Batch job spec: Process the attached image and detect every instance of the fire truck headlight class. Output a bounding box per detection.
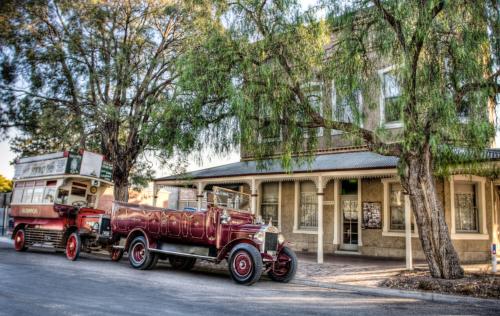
[93,222,99,231]
[278,234,285,244]
[254,231,265,243]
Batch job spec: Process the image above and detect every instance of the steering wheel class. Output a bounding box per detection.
[72,200,88,208]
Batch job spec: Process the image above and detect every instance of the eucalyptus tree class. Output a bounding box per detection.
[0,0,210,200]
[179,0,499,278]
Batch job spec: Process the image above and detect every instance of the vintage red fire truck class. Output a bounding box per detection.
[10,151,297,285]
[9,151,118,260]
[111,187,297,285]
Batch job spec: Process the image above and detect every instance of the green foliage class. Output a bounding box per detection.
[180,0,498,174]
[324,0,497,174]
[177,0,341,168]
[0,1,218,193]
[0,174,12,193]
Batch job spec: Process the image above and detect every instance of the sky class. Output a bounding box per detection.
[0,0,320,180]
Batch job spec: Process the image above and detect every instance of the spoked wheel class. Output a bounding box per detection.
[168,256,196,271]
[14,229,27,252]
[65,232,81,261]
[267,246,297,283]
[110,248,124,262]
[128,236,153,270]
[228,244,263,285]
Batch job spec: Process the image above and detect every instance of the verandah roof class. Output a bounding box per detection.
[156,151,399,181]
[156,149,500,182]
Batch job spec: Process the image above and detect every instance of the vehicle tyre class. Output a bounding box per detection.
[110,248,124,262]
[228,243,263,285]
[14,229,27,252]
[146,253,159,270]
[267,246,297,283]
[65,232,81,261]
[128,236,153,270]
[169,256,196,271]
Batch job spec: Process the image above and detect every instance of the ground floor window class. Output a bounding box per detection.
[389,183,405,231]
[382,179,416,236]
[261,182,279,226]
[454,182,479,233]
[179,188,197,210]
[299,181,317,229]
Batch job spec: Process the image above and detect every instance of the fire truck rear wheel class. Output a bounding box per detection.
[169,256,196,270]
[14,229,27,252]
[65,232,81,261]
[228,244,263,285]
[128,236,154,270]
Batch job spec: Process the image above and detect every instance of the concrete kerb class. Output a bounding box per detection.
[292,278,500,307]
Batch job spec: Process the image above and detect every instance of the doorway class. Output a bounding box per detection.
[340,180,359,251]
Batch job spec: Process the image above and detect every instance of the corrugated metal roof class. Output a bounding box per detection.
[156,151,399,181]
[156,148,500,182]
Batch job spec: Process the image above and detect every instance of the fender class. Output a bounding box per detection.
[124,228,156,251]
[11,223,26,239]
[62,226,78,245]
[277,241,292,253]
[217,238,261,261]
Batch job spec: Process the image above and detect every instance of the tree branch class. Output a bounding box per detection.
[454,69,500,105]
[371,0,407,51]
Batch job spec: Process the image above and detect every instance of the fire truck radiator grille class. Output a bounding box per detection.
[25,228,64,247]
[264,232,278,252]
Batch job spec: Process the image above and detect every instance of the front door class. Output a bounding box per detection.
[341,195,358,251]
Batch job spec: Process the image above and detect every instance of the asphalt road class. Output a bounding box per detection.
[0,240,499,316]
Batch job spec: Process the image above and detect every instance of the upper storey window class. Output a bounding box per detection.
[303,82,324,137]
[379,66,403,128]
[331,82,363,134]
[257,108,282,143]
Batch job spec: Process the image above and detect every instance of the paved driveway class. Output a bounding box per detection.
[0,241,498,316]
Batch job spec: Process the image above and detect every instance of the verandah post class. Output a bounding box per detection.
[405,194,413,270]
[317,176,324,264]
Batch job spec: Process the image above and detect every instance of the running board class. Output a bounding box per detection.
[149,248,217,262]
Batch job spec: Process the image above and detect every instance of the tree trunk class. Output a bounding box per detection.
[401,148,464,279]
[113,180,129,202]
[112,158,131,202]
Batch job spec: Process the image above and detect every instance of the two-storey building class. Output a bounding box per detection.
[153,66,500,267]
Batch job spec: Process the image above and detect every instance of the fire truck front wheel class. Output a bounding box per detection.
[65,232,81,261]
[128,236,154,270]
[228,244,263,285]
[14,229,27,252]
